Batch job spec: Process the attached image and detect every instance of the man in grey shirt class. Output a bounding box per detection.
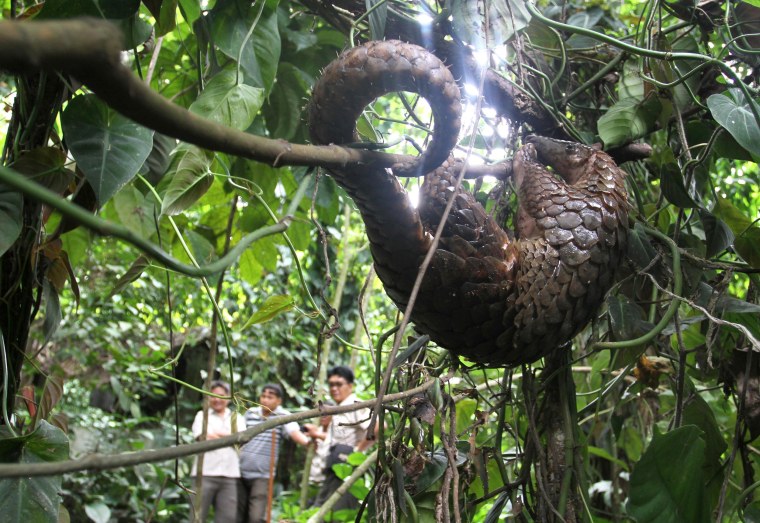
[239,383,310,523]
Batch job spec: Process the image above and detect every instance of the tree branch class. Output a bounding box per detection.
[0,379,434,478]
[0,18,508,179]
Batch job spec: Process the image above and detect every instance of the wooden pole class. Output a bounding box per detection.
[266,428,277,523]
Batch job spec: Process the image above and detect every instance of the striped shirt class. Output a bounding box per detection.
[239,406,300,479]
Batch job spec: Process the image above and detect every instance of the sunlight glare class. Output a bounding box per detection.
[417,12,434,25]
[473,49,489,68]
[409,185,420,208]
[417,12,434,47]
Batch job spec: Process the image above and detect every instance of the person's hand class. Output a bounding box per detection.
[303,423,321,439]
[207,430,230,440]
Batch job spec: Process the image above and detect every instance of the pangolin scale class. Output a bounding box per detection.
[308,40,629,366]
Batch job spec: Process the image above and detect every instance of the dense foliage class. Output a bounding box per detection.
[1,0,759,522]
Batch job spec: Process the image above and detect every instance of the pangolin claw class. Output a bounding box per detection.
[309,41,630,366]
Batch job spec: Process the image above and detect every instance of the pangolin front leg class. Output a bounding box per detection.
[309,40,630,366]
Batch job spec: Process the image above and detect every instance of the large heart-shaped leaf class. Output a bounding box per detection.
[627,425,711,523]
[707,88,760,157]
[61,94,154,205]
[10,147,73,194]
[598,96,662,147]
[161,145,214,216]
[238,248,263,285]
[0,421,69,522]
[113,185,158,238]
[208,0,281,92]
[189,70,264,131]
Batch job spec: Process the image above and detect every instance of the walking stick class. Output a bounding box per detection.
[266,428,276,523]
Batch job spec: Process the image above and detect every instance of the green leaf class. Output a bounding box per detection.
[707,89,760,157]
[61,94,154,205]
[660,164,698,208]
[693,282,760,314]
[10,147,73,194]
[566,7,604,29]
[484,492,511,523]
[189,70,264,131]
[617,60,645,100]
[587,445,629,471]
[331,463,353,480]
[42,281,62,345]
[627,425,711,523]
[287,221,311,251]
[161,146,214,216]
[113,186,158,239]
[450,0,531,48]
[348,480,369,500]
[712,197,753,232]
[0,421,69,522]
[699,210,734,258]
[254,236,279,272]
[681,395,727,472]
[412,451,448,494]
[366,0,388,40]
[37,0,140,19]
[84,502,111,523]
[185,228,218,265]
[0,184,22,257]
[607,294,653,340]
[710,198,760,267]
[178,0,201,23]
[114,15,153,49]
[346,452,366,466]
[108,255,150,297]
[598,96,662,147]
[627,222,658,269]
[140,133,176,186]
[208,0,281,92]
[735,228,760,269]
[238,249,263,285]
[242,294,294,328]
[34,373,64,426]
[264,63,311,140]
[156,0,178,36]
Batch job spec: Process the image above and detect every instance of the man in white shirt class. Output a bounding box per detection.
[191,380,240,523]
[305,366,375,512]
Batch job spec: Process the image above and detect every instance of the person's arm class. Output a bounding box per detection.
[191,411,204,441]
[354,410,380,451]
[289,426,311,446]
[354,422,379,452]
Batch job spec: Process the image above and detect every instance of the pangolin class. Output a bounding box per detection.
[308,40,629,366]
